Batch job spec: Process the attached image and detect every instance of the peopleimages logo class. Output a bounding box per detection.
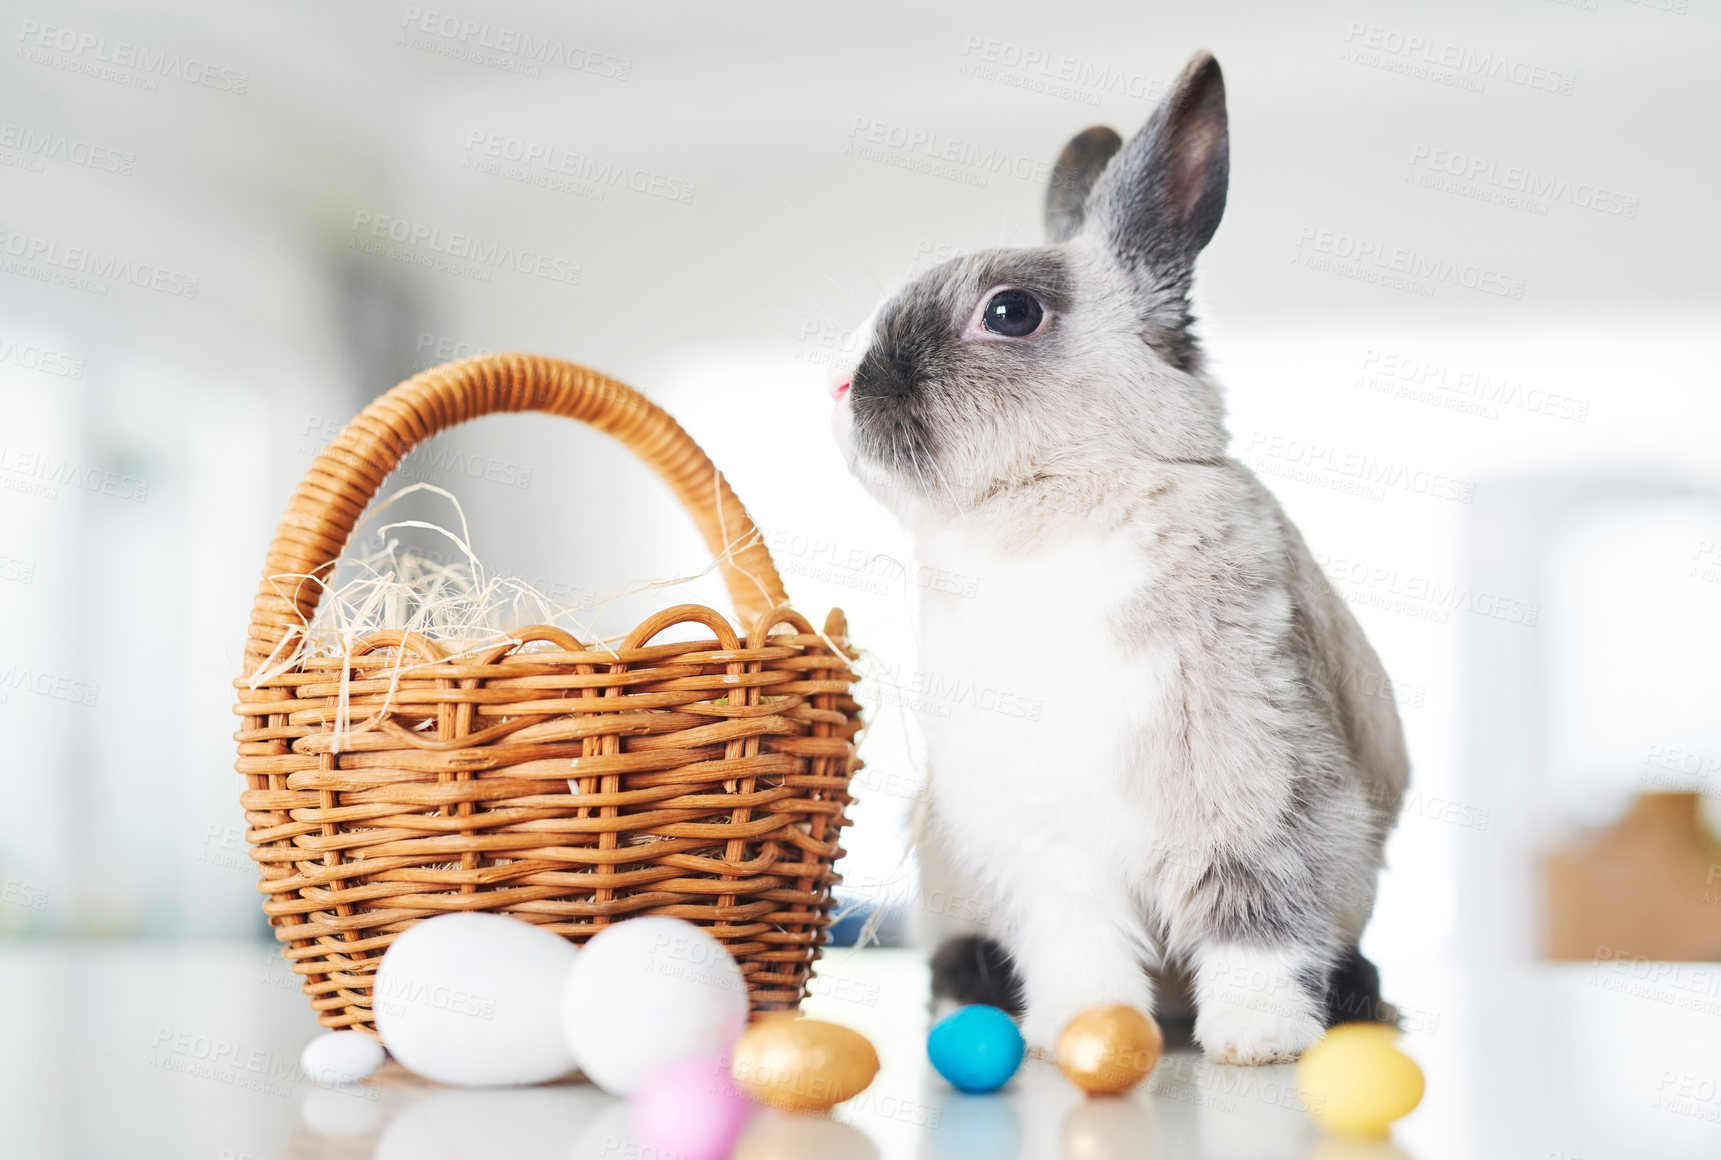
[347,211,581,286]
[1340,23,1576,96]
[1312,548,1539,627]
[1,877,49,910]
[0,224,200,299]
[865,662,1045,722]
[461,131,696,205]
[0,333,84,380]
[298,412,534,489]
[0,553,37,585]
[1243,432,1477,505]
[372,970,497,1021]
[955,34,1167,108]
[845,117,1054,187]
[0,443,150,503]
[15,20,250,94]
[0,663,100,707]
[0,121,136,176]
[1293,226,1526,300]
[1356,349,1590,424]
[1406,145,1639,219]
[398,7,632,80]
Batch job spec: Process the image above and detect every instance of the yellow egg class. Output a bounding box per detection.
[730,1016,880,1113]
[1296,1023,1425,1137]
[1054,1005,1164,1095]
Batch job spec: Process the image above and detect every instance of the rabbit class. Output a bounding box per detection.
[827,50,1410,1065]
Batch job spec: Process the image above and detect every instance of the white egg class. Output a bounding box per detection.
[375,912,579,1086]
[561,916,749,1095]
[300,1029,384,1086]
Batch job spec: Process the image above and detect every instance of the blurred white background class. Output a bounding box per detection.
[1,0,1717,994]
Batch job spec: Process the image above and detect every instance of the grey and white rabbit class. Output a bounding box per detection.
[829,51,1409,1064]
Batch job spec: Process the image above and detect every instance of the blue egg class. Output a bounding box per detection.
[927,1005,1025,1094]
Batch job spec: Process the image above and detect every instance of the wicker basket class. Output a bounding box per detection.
[232,354,863,1036]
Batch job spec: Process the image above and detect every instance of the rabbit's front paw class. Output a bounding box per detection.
[1194,1001,1322,1065]
[1193,942,1325,1064]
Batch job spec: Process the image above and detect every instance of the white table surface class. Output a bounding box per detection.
[2,942,1716,1159]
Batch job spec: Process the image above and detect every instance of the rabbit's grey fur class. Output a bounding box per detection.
[829,52,1409,1064]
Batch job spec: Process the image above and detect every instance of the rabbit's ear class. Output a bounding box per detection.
[1084,51,1228,286]
[1044,126,1123,243]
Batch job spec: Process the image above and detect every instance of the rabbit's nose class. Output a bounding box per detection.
[829,376,851,401]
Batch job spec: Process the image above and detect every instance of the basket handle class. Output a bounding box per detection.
[242,353,788,670]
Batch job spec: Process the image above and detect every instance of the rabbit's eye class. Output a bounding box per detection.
[981,289,1044,337]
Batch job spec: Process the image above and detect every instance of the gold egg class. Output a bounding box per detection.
[730,1016,880,1113]
[1296,1023,1425,1137]
[1054,1005,1164,1095]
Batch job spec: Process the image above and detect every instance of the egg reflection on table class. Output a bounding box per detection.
[373,912,580,1087]
[376,1085,613,1160]
[732,1109,881,1160]
[1309,1138,1418,1160]
[300,1083,383,1138]
[925,1089,1024,1160]
[569,1094,648,1160]
[1060,1093,1159,1159]
[630,1055,750,1160]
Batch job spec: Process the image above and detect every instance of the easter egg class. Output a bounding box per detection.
[1054,1005,1163,1095]
[374,912,578,1086]
[1296,1023,1424,1136]
[300,1030,384,1087]
[631,1056,751,1160]
[927,1005,1025,1093]
[562,916,749,1096]
[729,1016,880,1112]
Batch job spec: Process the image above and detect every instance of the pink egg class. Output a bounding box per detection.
[630,1056,751,1160]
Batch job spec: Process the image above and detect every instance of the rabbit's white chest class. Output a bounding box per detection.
[914,527,1169,869]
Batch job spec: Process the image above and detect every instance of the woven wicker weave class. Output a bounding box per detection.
[232,354,863,1036]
